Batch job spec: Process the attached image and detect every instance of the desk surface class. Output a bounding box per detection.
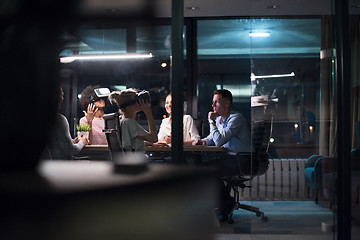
[84,145,223,152]
[146,145,223,152]
[84,144,109,151]
[35,160,214,193]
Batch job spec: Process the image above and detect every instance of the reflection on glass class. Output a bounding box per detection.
[61,28,127,55]
[136,25,187,58]
[197,17,339,239]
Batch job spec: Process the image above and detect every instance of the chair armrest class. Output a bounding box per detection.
[306,155,323,168]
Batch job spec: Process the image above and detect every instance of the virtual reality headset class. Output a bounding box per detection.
[118,90,151,108]
[137,90,151,102]
[90,88,111,103]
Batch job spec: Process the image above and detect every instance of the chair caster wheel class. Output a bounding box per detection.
[261,216,268,222]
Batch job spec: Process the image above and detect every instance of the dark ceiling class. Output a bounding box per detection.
[62,0,359,59]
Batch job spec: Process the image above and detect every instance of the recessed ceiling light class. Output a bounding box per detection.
[60,53,153,63]
[249,32,270,37]
[250,72,295,81]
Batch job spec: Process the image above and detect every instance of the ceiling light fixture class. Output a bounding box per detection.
[60,53,153,63]
[249,32,270,37]
[250,72,295,81]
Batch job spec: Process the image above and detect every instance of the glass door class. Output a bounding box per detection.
[247,13,337,240]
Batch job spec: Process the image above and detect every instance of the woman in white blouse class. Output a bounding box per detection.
[157,94,200,145]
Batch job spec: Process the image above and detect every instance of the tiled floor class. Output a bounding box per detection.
[213,201,360,240]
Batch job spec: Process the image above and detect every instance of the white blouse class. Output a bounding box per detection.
[158,115,200,141]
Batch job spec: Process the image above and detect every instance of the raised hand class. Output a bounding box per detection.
[83,103,98,123]
[137,99,152,115]
[208,111,218,121]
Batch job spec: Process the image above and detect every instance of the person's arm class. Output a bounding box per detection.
[79,117,92,145]
[138,99,158,143]
[183,115,200,145]
[81,103,98,145]
[183,139,194,145]
[208,114,242,147]
[57,114,88,157]
[157,118,169,143]
[192,128,215,146]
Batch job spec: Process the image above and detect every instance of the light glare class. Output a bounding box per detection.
[60,53,153,63]
[249,32,270,37]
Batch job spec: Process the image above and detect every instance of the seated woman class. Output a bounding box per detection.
[157,94,200,145]
[108,88,158,152]
[48,87,89,159]
[79,85,107,145]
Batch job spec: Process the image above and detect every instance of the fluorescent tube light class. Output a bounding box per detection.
[250,72,295,81]
[249,32,270,37]
[60,53,153,63]
[216,85,252,97]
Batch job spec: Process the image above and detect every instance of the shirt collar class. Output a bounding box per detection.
[219,111,232,125]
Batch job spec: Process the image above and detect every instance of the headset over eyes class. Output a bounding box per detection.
[90,88,111,103]
[118,90,151,108]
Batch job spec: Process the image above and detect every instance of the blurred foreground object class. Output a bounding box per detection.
[1,160,217,240]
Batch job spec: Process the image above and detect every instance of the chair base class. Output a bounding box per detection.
[225,182,269,223]
[235,202,268,222]
[222,201,269,224]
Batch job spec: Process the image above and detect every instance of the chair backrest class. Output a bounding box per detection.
[251,120,268,154]
[238,120,270,177]
[193,119,204,138]
[253,120,271,176]
[103,112,124,160]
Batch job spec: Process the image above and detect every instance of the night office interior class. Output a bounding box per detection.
[1,0,359,240]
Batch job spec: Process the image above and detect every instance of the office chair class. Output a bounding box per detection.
[103,112,125,161]
[223,120,270,223]
[103,112,165,164]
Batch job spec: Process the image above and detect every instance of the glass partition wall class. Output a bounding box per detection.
[60,22,177,134]
[196,16,339,239]
[57,0,359,239]
[248,16,335,238]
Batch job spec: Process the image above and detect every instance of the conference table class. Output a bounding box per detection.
[82,144,224,163]
[84,145,223,152]
[145,145,223,152]
[146,145,224,164]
